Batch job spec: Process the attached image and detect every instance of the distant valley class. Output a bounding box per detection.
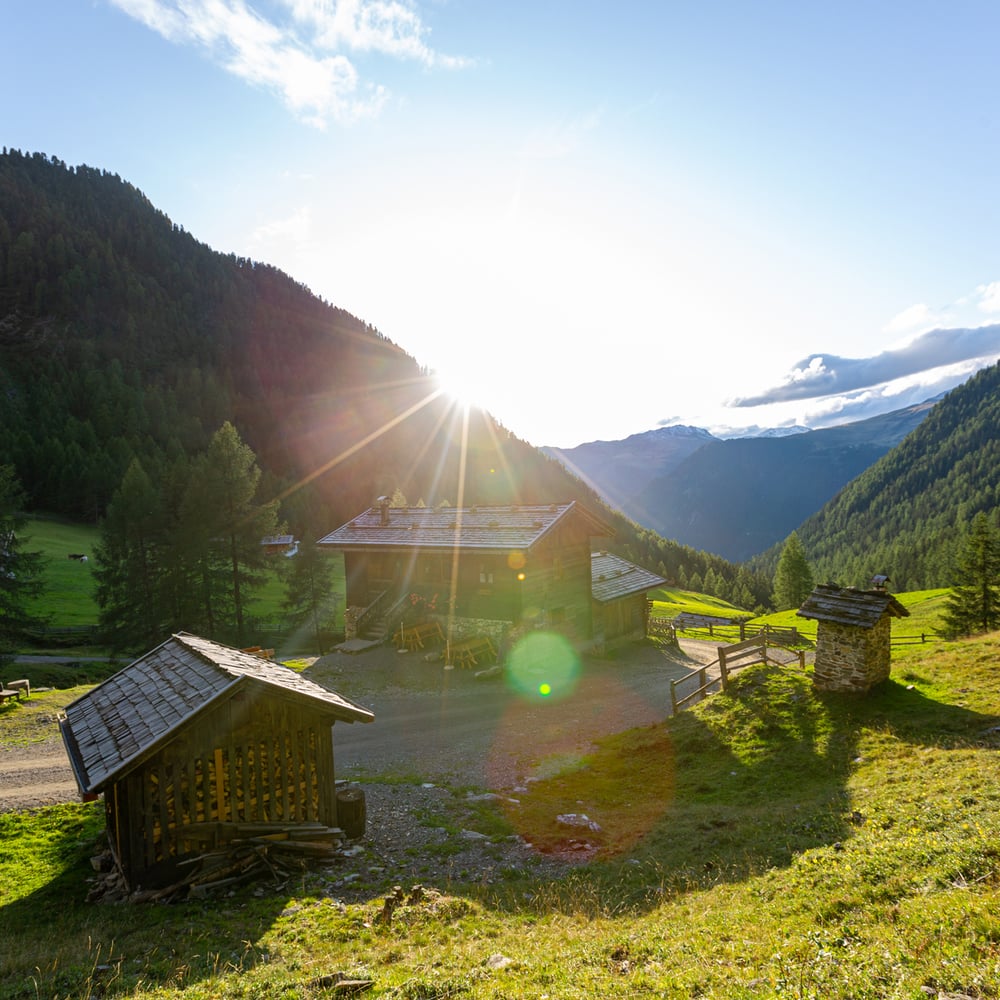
[544,401,937,562]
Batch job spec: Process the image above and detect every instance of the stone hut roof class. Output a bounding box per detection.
[796,584,910,628]
[590,551,667,603]
[59,633,373,795]
[317,500,614,554]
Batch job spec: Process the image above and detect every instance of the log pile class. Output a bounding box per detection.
[88,822,347,903]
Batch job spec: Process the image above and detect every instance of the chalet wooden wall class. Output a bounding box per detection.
[106,684,338,889]
[342,530,595,639]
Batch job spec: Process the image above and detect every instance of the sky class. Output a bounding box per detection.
[5,1,1000,448]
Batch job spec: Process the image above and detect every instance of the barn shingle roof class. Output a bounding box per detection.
[59,633,372,795]
[317,501,614,553]
[796,584,910,628]
[591,551,667,603]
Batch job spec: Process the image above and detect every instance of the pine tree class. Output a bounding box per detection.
[772,531,814,610]
[941,511,1000,638]
[196,422,281,645]
[94,459,166,652]
[282,541,338,655]
[0,465,45,660]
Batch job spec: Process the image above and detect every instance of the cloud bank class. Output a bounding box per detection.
[731,324,1000,407]
[109,0,468,126]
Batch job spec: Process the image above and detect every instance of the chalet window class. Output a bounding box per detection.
[422,557,447,583]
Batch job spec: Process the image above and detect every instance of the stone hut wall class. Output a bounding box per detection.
[813,616,892,693]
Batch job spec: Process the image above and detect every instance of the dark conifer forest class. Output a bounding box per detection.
[0,150,766,605]
[749,360,1000,591]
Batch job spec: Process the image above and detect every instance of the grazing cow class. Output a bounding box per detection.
[68,553,86,560]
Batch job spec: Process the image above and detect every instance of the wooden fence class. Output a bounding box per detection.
[669,635,806,714]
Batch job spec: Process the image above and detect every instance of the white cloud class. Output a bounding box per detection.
[108,0,465,125]
[883,302,936,334]
[248,206,313,249]
[977,280,1000,313]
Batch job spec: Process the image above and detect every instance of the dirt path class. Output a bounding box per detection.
[0,638,717,812]
[0,737,78,812]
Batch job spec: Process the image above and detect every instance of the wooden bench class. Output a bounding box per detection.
[445,635,497,670]
[0,687,20,705]
[395,620,444,652]
[7,679,30,699]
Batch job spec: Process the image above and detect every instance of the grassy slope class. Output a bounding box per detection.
[19,517,343,651]
[1,631,997,999]
[20,517,101,625]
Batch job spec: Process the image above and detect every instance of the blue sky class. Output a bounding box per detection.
[6,1,1000,447]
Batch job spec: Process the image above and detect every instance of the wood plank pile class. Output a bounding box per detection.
[87,822,347,903]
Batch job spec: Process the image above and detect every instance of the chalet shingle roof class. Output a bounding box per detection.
[317,501,614,553]
[591,551,667,603]
[59,633,372,795]
[796,584,910,628]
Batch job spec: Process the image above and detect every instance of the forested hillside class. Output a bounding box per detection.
[749,361,1000,590]
[0,150,772,607]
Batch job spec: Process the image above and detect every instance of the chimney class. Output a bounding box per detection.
[376,496,391,526]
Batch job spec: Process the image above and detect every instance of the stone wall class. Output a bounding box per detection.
[812,616,892,693]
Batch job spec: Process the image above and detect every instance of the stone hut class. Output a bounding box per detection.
[797,584,910,693]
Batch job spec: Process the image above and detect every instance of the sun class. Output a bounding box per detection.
[432,361,505,417]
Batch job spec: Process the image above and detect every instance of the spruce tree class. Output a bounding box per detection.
[941,511,1000,637]
[282,541,338,655]
[94,459,166,652]
[772,531,814,610]
[0,465,45,660]
[196,422,281,645]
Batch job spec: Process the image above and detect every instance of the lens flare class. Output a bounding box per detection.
[505,631,580,702]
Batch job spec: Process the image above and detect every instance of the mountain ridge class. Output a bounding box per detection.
[546,400,936,562]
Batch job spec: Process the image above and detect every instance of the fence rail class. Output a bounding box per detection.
[669,635,805,714]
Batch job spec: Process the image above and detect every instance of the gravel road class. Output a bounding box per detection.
[0,638,719,891]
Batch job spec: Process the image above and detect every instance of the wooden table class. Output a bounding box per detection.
[395,620,444,652]
[445,635,497,669]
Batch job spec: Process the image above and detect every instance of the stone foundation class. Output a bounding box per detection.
[812,618,891,693]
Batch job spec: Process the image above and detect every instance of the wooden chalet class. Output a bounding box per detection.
[797,584,910,693]
[59,633,373,892]
[590,551,667,652]
[318,498,615,647]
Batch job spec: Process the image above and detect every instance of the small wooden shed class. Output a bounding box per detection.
[590,551,667,653]
[59,633,373,891]
[797,584,910,693]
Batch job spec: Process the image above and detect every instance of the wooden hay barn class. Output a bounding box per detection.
[318,499,615,647]
[797,584,910,693]
[590,550,667,653]
[59,633,373,892]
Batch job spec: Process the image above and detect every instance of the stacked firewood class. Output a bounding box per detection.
[88,823,347,903]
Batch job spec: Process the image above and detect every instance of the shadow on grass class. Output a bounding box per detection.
[483,662,1000,917]
[0,805,296,1000]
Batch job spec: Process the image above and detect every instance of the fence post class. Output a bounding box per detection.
[798,649,805,669]
[670,679,678,715]
[718,648,729,691]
